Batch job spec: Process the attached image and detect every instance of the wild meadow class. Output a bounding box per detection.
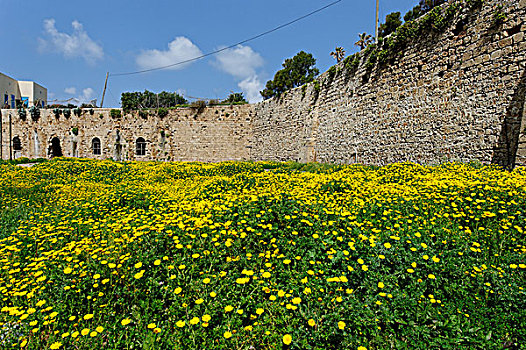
[0,159,525,349]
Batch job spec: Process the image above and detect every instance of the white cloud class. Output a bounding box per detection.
[238,76,264,103]
[64,87,76,94]
[213,45,265,103]
[39,19,104,63]
[136,37,203,71]
[214,45,264,80]
[79,88,94,101]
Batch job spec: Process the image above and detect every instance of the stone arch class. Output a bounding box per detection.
[49,137,63,158]
[136,137,146,156]
[92,137,101,155]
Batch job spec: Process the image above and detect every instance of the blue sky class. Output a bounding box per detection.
[1,0,417,106]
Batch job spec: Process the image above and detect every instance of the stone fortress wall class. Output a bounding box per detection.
[1,0,525,167]
[252,0,526,168]
[0,105,254,162]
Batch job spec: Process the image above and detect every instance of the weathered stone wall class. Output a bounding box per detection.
[0,105,254,162]
[252,0,526,168]
[1,0,525,167]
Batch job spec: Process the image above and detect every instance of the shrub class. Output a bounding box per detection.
[29,106,40,121]
[223,93,247,104]
[110,109,122,118]
[190,100,207,114]
[18,108,26,120]
[157,107,168,119]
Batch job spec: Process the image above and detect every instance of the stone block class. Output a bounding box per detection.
[513,32,525,43]
[491,50,502,60]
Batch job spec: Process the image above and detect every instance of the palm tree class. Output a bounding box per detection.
[355,33,373,50]
[330,47,346,63]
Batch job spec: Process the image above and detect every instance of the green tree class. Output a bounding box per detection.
[378,12,402,38]
[404,5,422,22]
[419,0,446,13]
[261,51,319,100]
[354,33,373,50]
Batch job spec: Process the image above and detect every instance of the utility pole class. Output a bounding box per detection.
[101,72,109,108]
[375,0,380,43]
[8,113,12,161]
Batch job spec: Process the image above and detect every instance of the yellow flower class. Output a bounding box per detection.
[50,342,62,349]
[428,274,436,279]
[308,319,316,327]
[71,331,79,338]
[292,297,302,305]
[81,328,90,336]
[153,327,161,333]
[256,308,264,315]
[203,278,211,284]
[134,262,143,269]
[154,259,161,266]
[134,270,145,279]
[432,256,440,262]
[283,334,292,345]
[190,317,200,325]
[195,298,204,305]
[121,318,131,326]
[83,314,94,320]
[202,314,211,322]
[262,272,271,278]
[338,321,346,330]
[20,340,28,347]
[210,291,217,297]
[174,287,182,294]
[225,305,234,312]
[89,331,98,337]
[378,282,384,289]
[224,331,232,339]
[147,323,156,329]
[63,267,72,274]
[358,347,368,350]
[383,243,391,249]
[176,320,185,328]
[96,326,104,332]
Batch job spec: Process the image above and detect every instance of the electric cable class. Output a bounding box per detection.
[110,0,342,76]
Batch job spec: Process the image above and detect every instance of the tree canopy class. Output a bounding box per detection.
[260,51,319,100]
[379,12,403,38]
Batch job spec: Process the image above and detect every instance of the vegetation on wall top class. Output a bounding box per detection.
[121,90,188,113]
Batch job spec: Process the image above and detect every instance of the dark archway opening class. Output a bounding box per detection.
[13,136,22,151]
[92,137,101,155]
[136,137,146,156]
[49,137,63,158]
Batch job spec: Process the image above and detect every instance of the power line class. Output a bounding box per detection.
[110,0,342,77]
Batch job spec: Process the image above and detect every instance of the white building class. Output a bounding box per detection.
[1,72,47,108]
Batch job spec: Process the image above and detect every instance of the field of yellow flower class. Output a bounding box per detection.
[0,159,525,349]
